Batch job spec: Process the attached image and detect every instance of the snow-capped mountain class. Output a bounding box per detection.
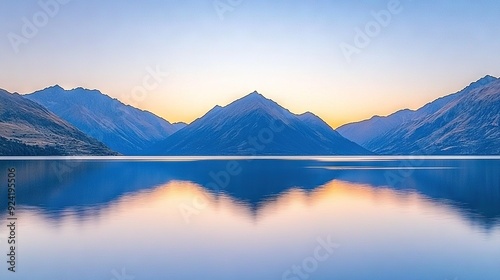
[148,91,369,155]
[338,75,499,154]
[26,86,185,155]
[0,88,116,156]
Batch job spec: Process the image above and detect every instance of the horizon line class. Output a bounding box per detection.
[6,73,499,128]
[2,155,500,161]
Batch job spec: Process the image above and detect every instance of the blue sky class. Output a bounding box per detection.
[1,0,499,127]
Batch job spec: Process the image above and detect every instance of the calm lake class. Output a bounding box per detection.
[1,157,499,280]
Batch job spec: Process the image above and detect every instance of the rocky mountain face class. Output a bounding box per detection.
[0,88,116,156]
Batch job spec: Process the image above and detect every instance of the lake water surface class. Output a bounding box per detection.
[1,157,499,280]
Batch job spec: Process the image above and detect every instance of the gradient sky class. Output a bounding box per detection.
[1,0,499,127]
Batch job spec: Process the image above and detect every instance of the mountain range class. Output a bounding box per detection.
[0,88,116,156]
[337,75,500,155]
[0,75,498,156]
[25,85,185,155]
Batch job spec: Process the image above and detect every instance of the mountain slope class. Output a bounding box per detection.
[337,75,498,148]
[336,109,414,147]
[375,79,500,154]
[26,86,184,155]
[148,91,369,155]
[0,88,116,156]
[338,75,499,155]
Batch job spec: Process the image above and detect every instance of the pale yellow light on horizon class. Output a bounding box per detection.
[136,85,445,129]
[10,71,488,130]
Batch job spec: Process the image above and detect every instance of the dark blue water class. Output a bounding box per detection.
[0,157,499,279]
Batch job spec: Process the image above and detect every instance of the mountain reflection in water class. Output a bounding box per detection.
[0,158,499,280]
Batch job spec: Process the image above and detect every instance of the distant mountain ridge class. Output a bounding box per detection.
[338,75,500,154]
[148,91,369,155]
[26,85,185,155]
[2,75,498,156]
[0,88,116,156]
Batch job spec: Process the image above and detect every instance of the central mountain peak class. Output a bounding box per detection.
[222,91,294,122]
[148,91,369,155]
[236,90,269,104]
[249,90,261,96]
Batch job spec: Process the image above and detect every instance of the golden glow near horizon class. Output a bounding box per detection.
[9,73,495,128]
[2,1,499,127]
